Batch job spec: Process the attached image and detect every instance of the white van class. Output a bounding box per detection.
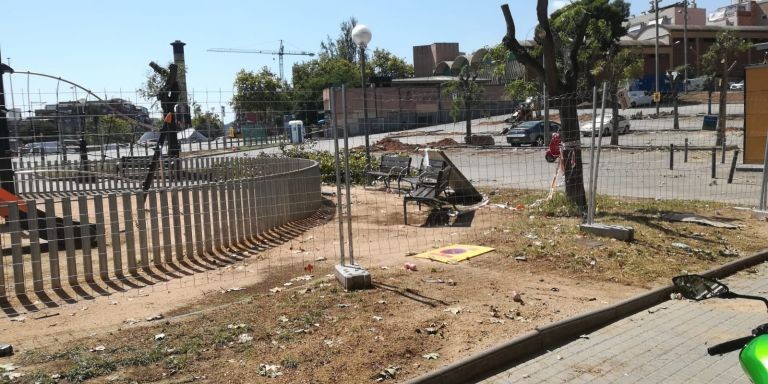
[627,91,652,107]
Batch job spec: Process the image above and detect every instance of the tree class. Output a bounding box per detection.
[320,17,359,64]
[291,56,358,124]
[232,67,290,128]
[702,30,750,146]
[191,102,222,139]
[591,48,643,145]
[442,63,484,143]
[369,49,414,78]
[501,0,630,212]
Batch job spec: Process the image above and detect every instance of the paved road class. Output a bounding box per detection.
[478,264,768,384]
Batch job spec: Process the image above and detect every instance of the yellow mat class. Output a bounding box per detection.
[413,244,495,264]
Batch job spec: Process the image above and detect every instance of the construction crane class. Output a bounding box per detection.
[208,40,315,80]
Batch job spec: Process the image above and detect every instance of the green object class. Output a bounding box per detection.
[741,334,768,383]
[702,115,718,131]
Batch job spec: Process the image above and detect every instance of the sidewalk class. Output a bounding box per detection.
[478,264,768,383]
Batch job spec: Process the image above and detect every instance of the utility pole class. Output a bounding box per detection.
[654,0,660,115]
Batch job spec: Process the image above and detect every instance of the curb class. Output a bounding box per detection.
[404,248,768,384]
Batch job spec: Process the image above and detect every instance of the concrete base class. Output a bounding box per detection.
[335,264,372,291]
[751,210,768,221]
[735,164,763,172]
[579,223,635,242]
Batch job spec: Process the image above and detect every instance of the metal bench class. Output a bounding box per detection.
[403,166,455,225]
[364,154,412,194]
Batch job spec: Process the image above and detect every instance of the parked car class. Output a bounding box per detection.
[580,114,630,136]
[627,90,653,107]
[506,120,561,147]
[730,81,744,91]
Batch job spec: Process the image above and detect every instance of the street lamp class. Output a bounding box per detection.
[652,0,660,115]
[351,23,372,164]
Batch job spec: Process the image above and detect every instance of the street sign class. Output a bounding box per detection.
[652,92,661,103]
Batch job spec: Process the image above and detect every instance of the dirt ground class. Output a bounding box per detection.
[3,187,768,383]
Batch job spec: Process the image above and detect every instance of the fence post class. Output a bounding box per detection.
[670,144,675,171]
[684,138,689,163]
[711,148,717,179]
[728,149,740,184]
[78,195,94,282]
[722,137,727,164]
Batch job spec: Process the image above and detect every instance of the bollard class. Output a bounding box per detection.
[684,138,688,163]
[722,138,727,164]
[728,149,740,184]
[670,144,675,170]
[711,147,717,179]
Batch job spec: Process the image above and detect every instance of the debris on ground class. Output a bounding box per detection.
[511,290,524,304]
[422,352,440,360]
[514,256,527,262]
[662,212,741,229]
[418,322,447,336]
[0,344,13,357]
[9,316,26,323]
[145,314,164,322]
[124,318,139,325]
[444,307,462,315]
[89,345,106,352]
[269,287,283,293]
[372,365,400,382]
[426,138,460,148]
[671,243,692,251]
[154,333,166,341]
[238,333,253,344]
[404,262,418,271]
[223,287,245,293]
[257,364,283,378]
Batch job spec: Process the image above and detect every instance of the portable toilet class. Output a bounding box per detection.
[289,120,304,144]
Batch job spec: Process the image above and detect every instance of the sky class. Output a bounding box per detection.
[2,0,726,120]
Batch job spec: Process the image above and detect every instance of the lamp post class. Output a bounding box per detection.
[0,56,15,194]
[652,0,660,115]
[683,0,689,93]
[351,23,372,165]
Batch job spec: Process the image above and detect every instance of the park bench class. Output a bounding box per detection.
[402,165,455,225]
[401,159,447,191]
[364,154,412,194]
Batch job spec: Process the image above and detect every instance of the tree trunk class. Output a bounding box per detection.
[610,90,620,146]
[558,102,587,213]
[716,74,728,146]
[673,91,680,130]
[464,102,472,144]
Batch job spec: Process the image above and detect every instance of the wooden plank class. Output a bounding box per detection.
[24,200,44,292]
[44,199,61,289]
[77,195,94,282]
[8,203,26,294]
[93,195,109,281]
[210,183,221,252]
[136,192,149,269]
[192,185,204,257]
[181,187,194,260]
[60,197,79,286]
[171,188,184,261]
[219,183,230,250]
[148,191,162,266]
[122,192,137,274]
[108,193,123,277]
[159,189,173,263]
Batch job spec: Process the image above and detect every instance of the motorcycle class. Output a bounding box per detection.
[672,274,768,383]
[545,131,560,163]
[503,97,536,131]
